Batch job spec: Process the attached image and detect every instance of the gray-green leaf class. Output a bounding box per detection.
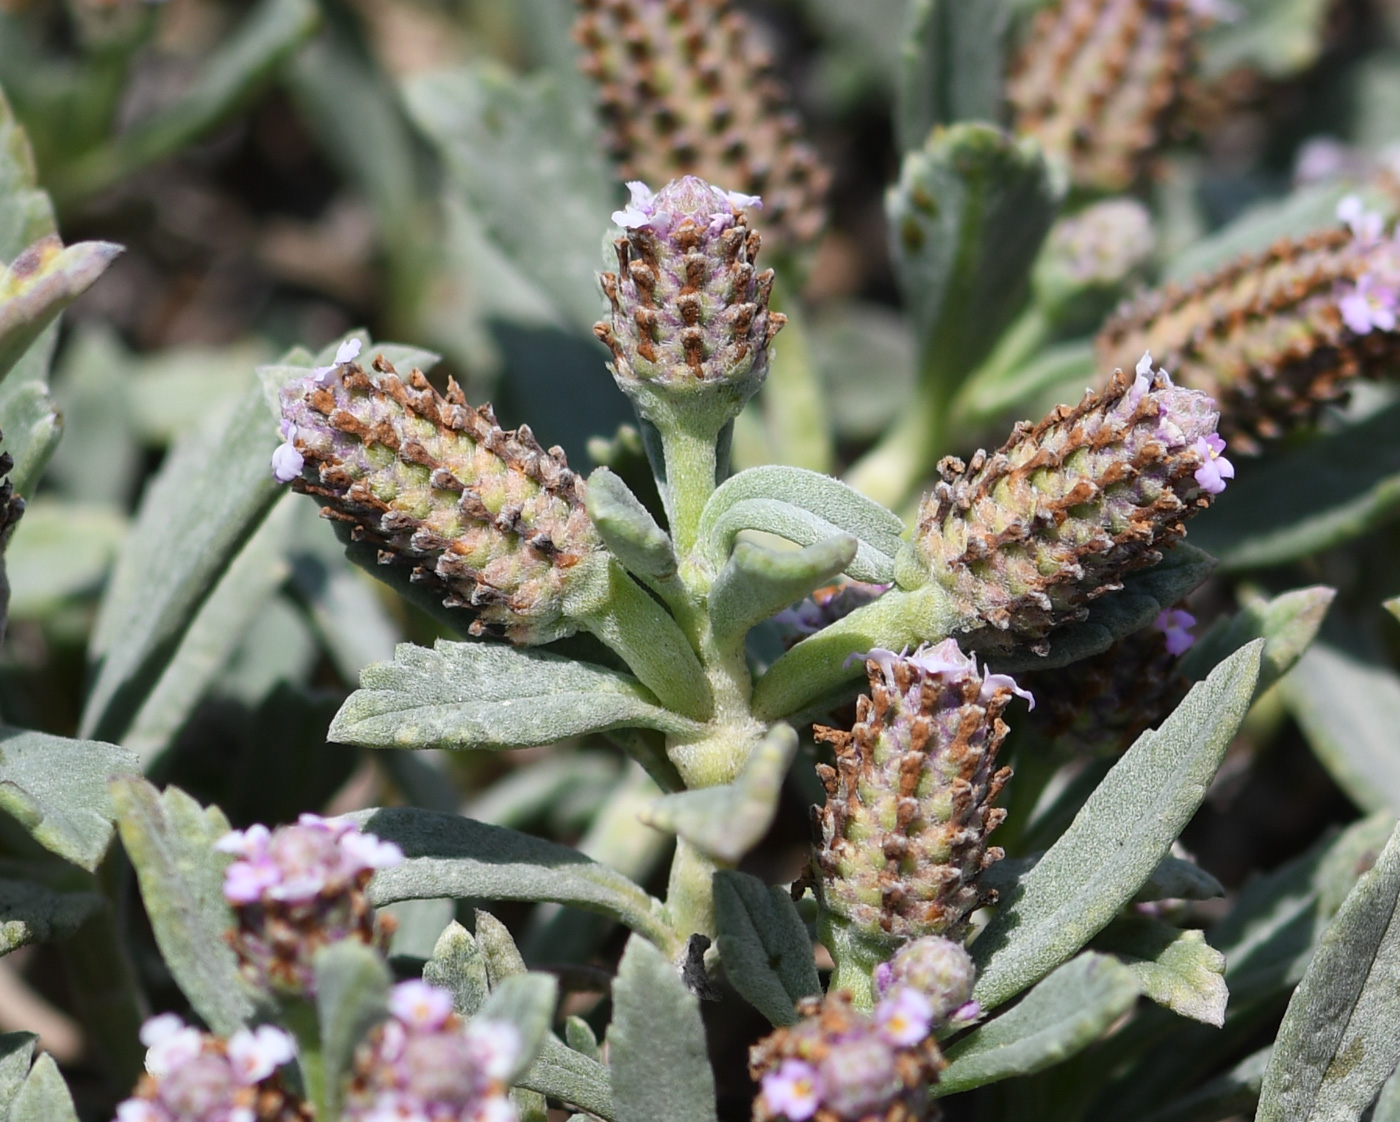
[7,1053,78,1122]
[315,941,390,1121]
[896,0,1008,152]
[479,973,558,1084]
[1093,917,1227,1026]
[0,237,121,385]
[972,641,1262,1010]
[709,536,857,650]
[0,879,103,956]
[714,870,820,1026]
[424,921,491,1017]
[586,468,677,584]
[1179,585,1334,698]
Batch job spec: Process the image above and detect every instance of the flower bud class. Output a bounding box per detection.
[596,176,785,429]
[750,990,943,1122]
[873,937,979,1026]
[216,815,402,995]
[1008,0,1210,192]
[1097,198,1400,453]
[812,641,1029,946]
[1033,199,1155,332]
[573,0,828,249]
[905,355,1229,655]
[274,351,605,645]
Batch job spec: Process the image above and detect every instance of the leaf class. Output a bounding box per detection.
[888,123,1059,391]
[0,726,137,870]
[1178,585,1334,697]
[4,500,126,618]
[951,337,1097,429]
[53,0,321,204]
[1201,0,1332,80]
[110,778,265,1034]
[7,1053,78,1122]
[896,0,1009,152]
[424,921,491,1017]
[0,330,62,497]
[352,807,676,955]
[1376,1063,1400,1122]
[0,1033,36,1115]
[0,87,54,260]
[521,1033,616,1120]
[936,953,1140,1095]
[1093,918,1227,1026]
[608,934,718,1122]
[1257,822,1400,1122]
[402,65,614,334]
[1134,857,1224,903]
[1187,400,1400,571]
[565,1017,601,1062]
[81,379,286,743]
[479,973,559,1083]
[315,941,390,1122]
[713,870,820,1026]
[1136,1047,1271,1122]
[0,879,103,955]
[586,468,677,584]
[708,536,857,649]
[0,237,121,384]
[700,465,908,573]
[641,724,797,864]
[330,639,702,752]
[971,642,1262,1011]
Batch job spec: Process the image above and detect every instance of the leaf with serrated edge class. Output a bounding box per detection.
[936,953,1139,1095]
[352,807,676,955]
[608,934,718,1122]
[1093,917,1227,1026]
[0,726,136,870]
[714,870,820,1026]
[641,724,797,864]
[1257,822,1400,1122]
[111,778,266,1034]
[331,639,702,752]
[972,642,1261,1011]
[7,1054,78,1122]
[478,973,558,1083]
[0,880,104,955]
[315,942,390,1122]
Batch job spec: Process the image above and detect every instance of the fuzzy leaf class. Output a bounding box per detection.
[1257,822,1400,1122]
[81,379,285,743]
[0,237,121,385]
[352,807,676,955]
[0,879,103,956]
[565,1018,601,1062]
[1201,0,1331,80]
[586,468,677,584]
[0,726,137,870]
[1376,1064,1400,1122]
[1093,918,1228,1026]
[608,934,718,1122]
[7,1053,78,1122]
[896,0,1009,152]
[110,778,265,1034]
[521,1032,615,1120]
[703,498,894,583]
[4,501,126,619]
[331,639,703,752]
[423,921,490,1016]
[889,123,1059,390]
[709,535,857,648]
[479,973,558,1083]
[641,724,797,864]
[0,358,61,498]
[714,870,820,1026]
[1190,401,1400,571]
[0,1033,36,1115]
[1179,585,1334,697]
[0,87,53,260]
[972,642,1262,1011]
[951,337,1097,428]
[1134,857,1224,903]
[937,953,1140,1095]
[701,465,906,565]
[316,941,390,1121]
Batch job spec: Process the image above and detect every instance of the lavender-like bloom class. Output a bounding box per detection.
[114,1017,305,1122]
[874,937,979,1026]
[750,990,944,1122]
[813,640,1027,945]
[341,980,519,1122]
[906,354,1227,655]
[774,581,891,643]
[595,175,785,428]
[217,814,402,994]
[274,350,604,645]
[1155,607,1197,655]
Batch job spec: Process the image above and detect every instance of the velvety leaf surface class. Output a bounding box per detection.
[708,536,857,648]
[0,236,121,384]
[0,1032,36,1115]
[4,500,126,619]
[1093,918,1228,1026]
[0,878,103,955]
[479,973,558,1083]
[714,870,821,1026]
[1179,585,1334,697]
[7,1053,78,1122]
[896,0,1009,152]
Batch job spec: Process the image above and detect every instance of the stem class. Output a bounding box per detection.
[656,419,722,558]
[820,914,892,1011]
[665,837,722,941]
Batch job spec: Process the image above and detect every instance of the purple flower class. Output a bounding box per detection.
[877,937,978,1023]
[311,337,363,387]
[270,418,304,484]
[874,987,935,1046]
[863,640,1035,709]
[1339,273,1399,334]
[140,1015,202,1077]
[759,1059,823,1121]
[388,979,454,1031]
[225,1025,295,1084]
[817,1031,902,1118]
[1338,195,1384,245]
[1155,608,1197,656]
[611,177,762,235]
[1192,433,1235,495]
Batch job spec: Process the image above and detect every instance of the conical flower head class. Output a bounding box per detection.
[1008,0,1211,192]
[274,349,604,645]
[596,176,785,425]
[574,0,828,249]
[813,641,1028,945]
[906,356,1230,655]
[1097,198,1400,453]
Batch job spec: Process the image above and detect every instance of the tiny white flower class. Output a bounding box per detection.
[227,1025,296,1084]
[388,980,454,1030]
[465,1019,521,1082]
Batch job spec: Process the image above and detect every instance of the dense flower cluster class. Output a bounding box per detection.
[872,938,979,1028]
[217,814,402,993]
[341,980,520,1122]
[114,1016,305,1122]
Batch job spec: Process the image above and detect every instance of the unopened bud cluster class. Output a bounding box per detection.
[217,814,403,994]
[813,642,1029,945]
[597,177,785,427]
[274,346,603,644]
[342,980,519,1122]
[1033,199,1155,332]
[906,355,1230,655]
[1097,197,1400,452]
[1007,0,1210,192]
[114,1016,305,1122]
[574,0,828,248]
